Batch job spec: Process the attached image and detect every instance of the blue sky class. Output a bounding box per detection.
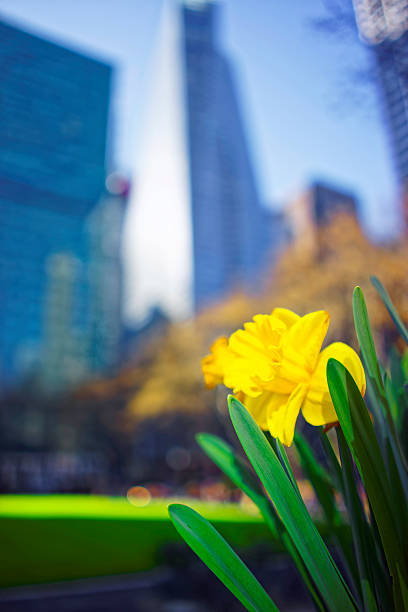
[0,0,400,236]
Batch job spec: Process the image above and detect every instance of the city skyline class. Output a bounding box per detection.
[0,0,403,326]
[0,2,399,223]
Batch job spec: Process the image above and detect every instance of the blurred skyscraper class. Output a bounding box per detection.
[288,181,358,256]
[353,0,408,185]
[85,175,129,375]
[128,0,284,322]
[0,20,125,391]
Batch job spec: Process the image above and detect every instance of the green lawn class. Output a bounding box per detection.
[0,495,274,588]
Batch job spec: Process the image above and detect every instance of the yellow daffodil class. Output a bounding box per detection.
[201,336,230,389]
[201,308,365,446]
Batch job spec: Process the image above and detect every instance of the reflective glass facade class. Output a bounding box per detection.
[353,1,408,184]
[375,31,408,183]
[182,3,274,310]
[0,20,111,387]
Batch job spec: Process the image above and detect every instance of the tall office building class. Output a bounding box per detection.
[126,0,281,322]
[85,175,129,374]
[0,20,120,389]
[40,179,129,392]
[288,181,358,255]
[353,0,408,184]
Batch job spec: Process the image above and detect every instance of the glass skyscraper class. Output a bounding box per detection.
[128,0,282,322]
[353,0,408,184]
[0,20,114,389]
[182,2,271,309]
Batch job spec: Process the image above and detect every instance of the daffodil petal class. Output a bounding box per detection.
[225,314,285,393]
[271,307,300,329]
[285,310,330,373]
[201,336,229,389]
[224,357,264,397]
[239,390,286,430]
[301,342,366,426]
[267,383,308,446]
[266,310,330,394]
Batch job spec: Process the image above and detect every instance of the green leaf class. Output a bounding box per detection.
[294,432,339,525]
[196,433,266,502]
[337,428,380,612]
[196,433,279,538]
[197,433,326,611]
[384,372,400,425]
[352,286,384,397]
[228,395,356,612]
[299,431,361,597]
[168,504,278,612]
[390,346,406,390]
[327,358,407,586]
[278,531,326,612]
[318,430,343,493]
[395,567,408,612]
[353,287,408,491]
[389,347,408,433]
[274,438,303,499]
[384,437,408,546]
[402,350,408,381]
[371,276,408,346]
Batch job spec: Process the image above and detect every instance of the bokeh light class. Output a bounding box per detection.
[126,485,152,507]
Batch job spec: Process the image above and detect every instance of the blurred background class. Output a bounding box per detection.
[1,0,408,609]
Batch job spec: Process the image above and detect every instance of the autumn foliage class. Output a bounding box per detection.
[125,213,408,421]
